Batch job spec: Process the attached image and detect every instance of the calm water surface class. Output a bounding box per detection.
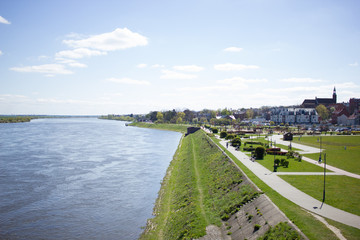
[0,118,181,240]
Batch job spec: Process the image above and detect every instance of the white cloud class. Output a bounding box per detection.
[224,47,243,52]
[214,63,259,71]
[160,70,197,79]
[54,58,87,68]
[10,64,73,75]
[56,48,106,59]
[280,78,325,83]
[137,63,147,68]
[107,77,150,85]
[151,64,165,68]
[0,16,10,24]
[0,50,3,56]
[63,28,148,51]
[349,62,358,67]
[68,62,87,68]
[218,77,268,84]
[172,65,204,72]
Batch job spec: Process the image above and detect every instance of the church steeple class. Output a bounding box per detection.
[333,86,337,103]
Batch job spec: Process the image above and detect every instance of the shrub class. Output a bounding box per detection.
[254,146,266,160]
[254,224,261,232]
[274,158,280,166]
[211,127,218,133]
[283,160,289,168]
[243,146,255,152]
[231,137,241,147]
[226,134,235,140]
[220,131,227,138]
[280,158,286,166]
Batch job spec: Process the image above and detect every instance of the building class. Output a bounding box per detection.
[270,107,319,124]
[349,98,360,115]
[301,87,337,108]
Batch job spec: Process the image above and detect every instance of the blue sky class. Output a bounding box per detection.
[0,0,359,115]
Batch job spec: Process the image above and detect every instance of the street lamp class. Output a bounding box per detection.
[320,153,327,209]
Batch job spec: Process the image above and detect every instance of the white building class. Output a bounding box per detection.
[270,108,319,124]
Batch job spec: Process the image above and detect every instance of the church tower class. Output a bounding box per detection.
[333,87,337,103]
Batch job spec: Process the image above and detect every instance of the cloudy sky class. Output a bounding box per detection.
[0,0,359,115]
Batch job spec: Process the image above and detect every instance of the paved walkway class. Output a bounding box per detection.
[218,138,360,229]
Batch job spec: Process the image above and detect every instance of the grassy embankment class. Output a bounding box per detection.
[211,136,360,240]
[0,116,34,123]
[140,129,260,239]
[128,122,189,133]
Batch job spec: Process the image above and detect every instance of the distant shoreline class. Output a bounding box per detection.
[0,115,100,123]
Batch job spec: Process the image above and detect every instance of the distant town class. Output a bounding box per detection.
[103,87,360,129]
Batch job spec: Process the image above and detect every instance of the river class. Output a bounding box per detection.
[0,118,182,240]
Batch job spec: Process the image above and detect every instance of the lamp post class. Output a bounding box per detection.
[318,136,322,163]
[320,153,327,209]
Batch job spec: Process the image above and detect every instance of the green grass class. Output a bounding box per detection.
[292,136,360,174]
[256,154,331,172]
[211,135,351,240]
[326,218,360,240]
[279,175,360,216]
[243,136,301,151]
[128,122,189,133]
[140,130,259,239]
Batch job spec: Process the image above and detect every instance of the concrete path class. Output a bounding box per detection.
[218,138,360,229]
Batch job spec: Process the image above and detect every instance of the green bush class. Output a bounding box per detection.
[257,222,301,240]
[220,131,227,138]
[274,158,280,166]
[283,160,289,168]
[254,224,261,232]
[231,137,241,147]
[254,146,266,160]
[211,127,218,133]
[225,134,235,140]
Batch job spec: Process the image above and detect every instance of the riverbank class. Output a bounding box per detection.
[128,122,189,133]
[0,116,33,123]
[136,124,303,239]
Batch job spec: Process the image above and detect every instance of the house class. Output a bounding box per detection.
[330,104,349,124]
[270,107,319,124]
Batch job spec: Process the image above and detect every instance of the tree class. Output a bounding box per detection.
[176,112,185,123]
[156,111,164,122]
[164,110,176,122]
[147,111,158,122]
[221,108,231,116]
[246,109,254,119]
[316,104,330,121]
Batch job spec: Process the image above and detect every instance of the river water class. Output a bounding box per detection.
[0,118,181,240]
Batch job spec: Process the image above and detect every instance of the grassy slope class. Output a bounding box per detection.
[128,122,189,133]
[140,130,259,239]
[292,136,360,174]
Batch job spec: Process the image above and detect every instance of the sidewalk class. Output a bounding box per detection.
[218,139,360,229]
